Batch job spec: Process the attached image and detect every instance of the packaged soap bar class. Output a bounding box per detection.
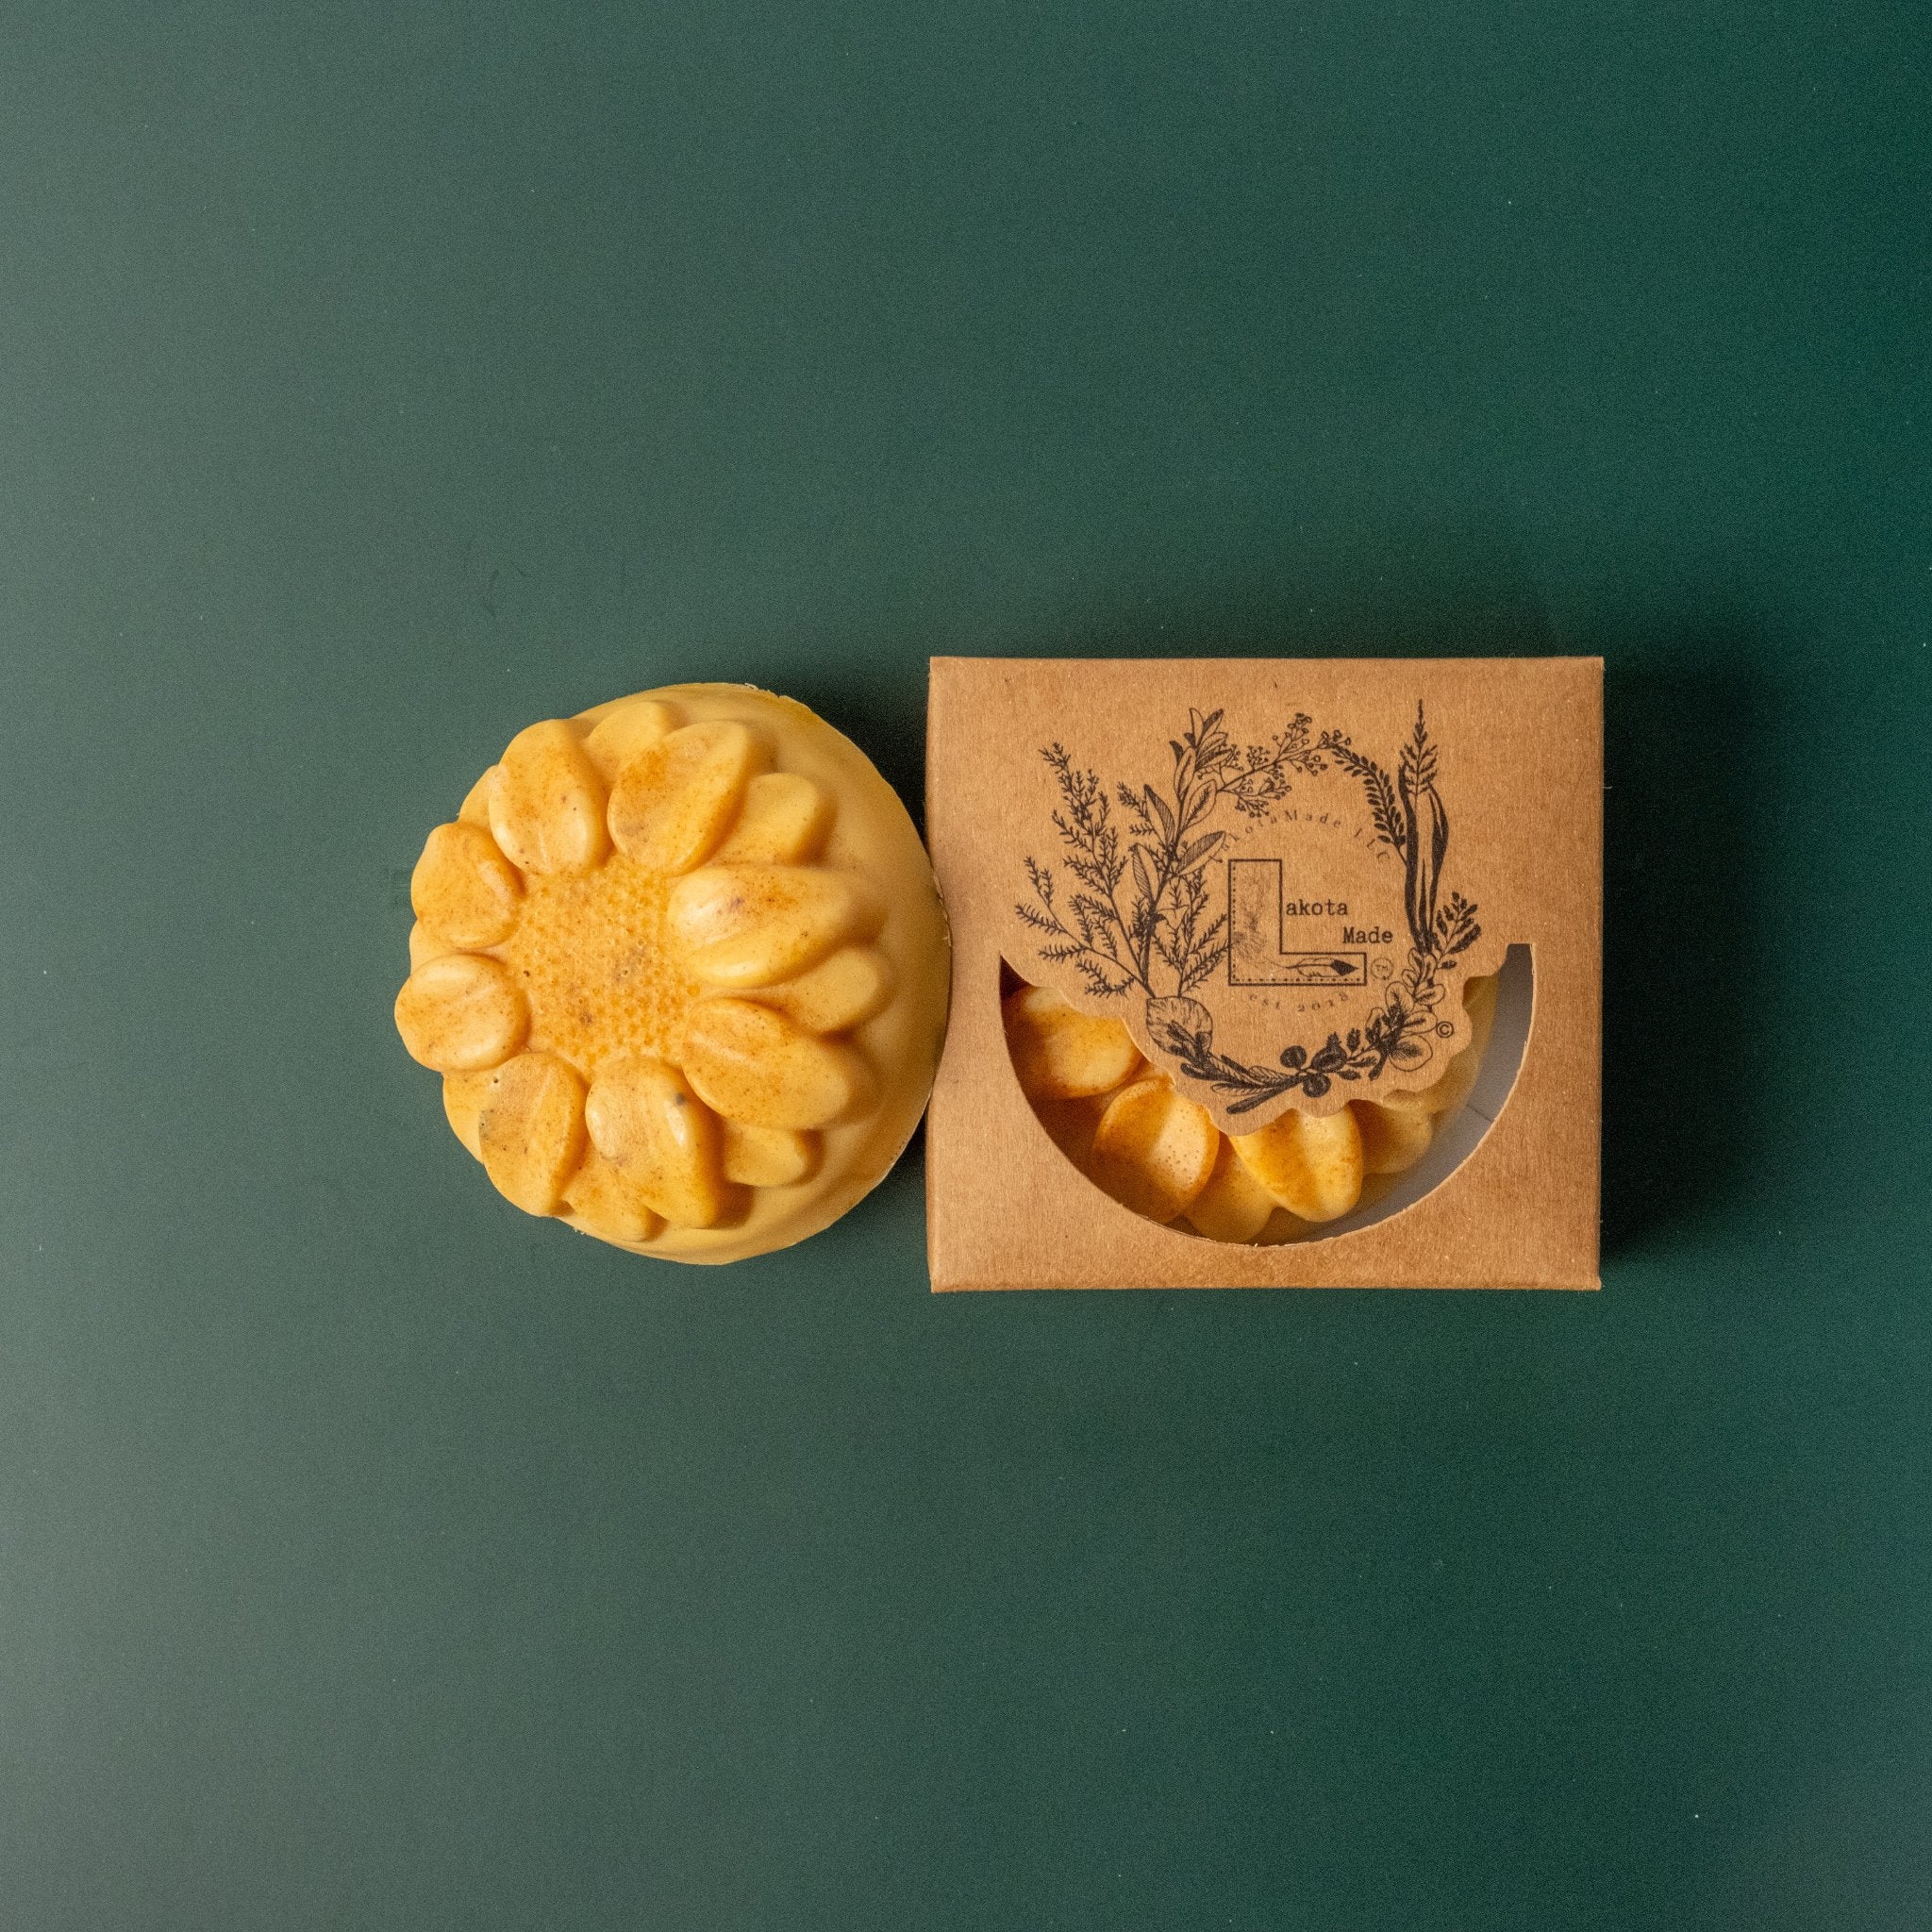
[924,658,1602,1291]
[395,685,950,1262]
[1002,968,1500,1243]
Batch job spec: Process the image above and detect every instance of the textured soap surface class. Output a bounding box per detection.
[397,685,950,1263]
[1004,974,1497,1243]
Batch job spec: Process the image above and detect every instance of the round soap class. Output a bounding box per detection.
[395,685,951,1263]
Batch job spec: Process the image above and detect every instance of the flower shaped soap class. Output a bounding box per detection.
[395,686,950,1262]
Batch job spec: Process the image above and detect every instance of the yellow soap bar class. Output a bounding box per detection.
[1005,971,1500,1244]
[1002,985,1143,1098]
[1186,1137,1278,1243]
[1088,1077,1220,1223]
[1230,1105,1365,1224]
[395,685,951,1263]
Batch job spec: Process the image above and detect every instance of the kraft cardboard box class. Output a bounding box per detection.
[924,658,1602,1290]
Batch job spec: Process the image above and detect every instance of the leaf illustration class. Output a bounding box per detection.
[1321,734,1407,854]
[1145,995,1214,1058]
[1024,702,1474,1111]
[1310,1033,1347,1074]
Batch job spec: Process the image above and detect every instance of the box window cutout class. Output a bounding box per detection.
[1000,944,1532,1245]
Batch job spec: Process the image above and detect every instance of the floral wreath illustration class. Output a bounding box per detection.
[1017,703,1482,1112]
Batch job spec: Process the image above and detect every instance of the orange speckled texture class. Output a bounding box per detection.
[397,683,950,1263]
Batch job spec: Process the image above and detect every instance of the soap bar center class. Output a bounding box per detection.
[494,852,699,1078]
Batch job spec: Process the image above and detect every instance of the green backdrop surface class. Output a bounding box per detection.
[2,4,1927,1928]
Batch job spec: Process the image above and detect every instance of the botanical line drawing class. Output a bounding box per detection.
[1019,708,1324,998]
[1017,702,1481,1110]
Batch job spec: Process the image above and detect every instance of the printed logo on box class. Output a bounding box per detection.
[1011,702,1492,1125]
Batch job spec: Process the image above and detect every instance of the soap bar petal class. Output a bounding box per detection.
[1464,972,1499,1058]
[476,1052,588,1214]
[1379,1043,1480,1117]
[584,1052,729,1229]
[411,822,523,948]
[680,998,874,1130]
[712,772,835,864]
[721,1121,820,1188]
[608,721,769,874]
[583,698,682,783]
[408,921,463,971]
[1380,975,1496,1117]
[1004,985,1143,1099]
[458,769,497,826]
[668,866,883,989]
[441,1069,493,1158]
[1187,1138,1278,1242]
[1088,1078,1219,1223]
[563,1151,667,1244]
[1354,1101,1435,1174]
[1231,1107,1364,1223]
[489,720,609,876]
[757,946,895,1033]
[394,953,528,1072]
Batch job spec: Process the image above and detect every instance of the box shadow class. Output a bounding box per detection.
[1601,656,1772,1250]
[991,587,1774,1255]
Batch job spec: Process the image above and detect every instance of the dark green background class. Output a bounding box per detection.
[3,4,1926,1927]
